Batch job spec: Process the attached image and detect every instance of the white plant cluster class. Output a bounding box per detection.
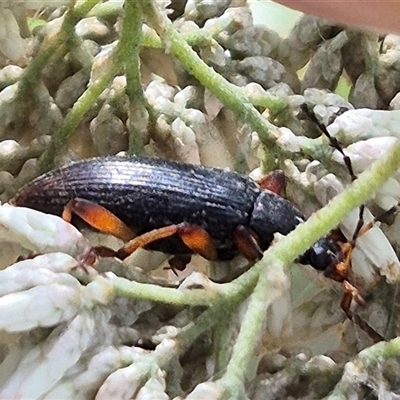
[0,205,172,399]
[1,107,400,398]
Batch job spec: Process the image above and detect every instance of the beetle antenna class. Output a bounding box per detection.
[300,104,358,182]
[300,103,364,238]
[301,104,366,239]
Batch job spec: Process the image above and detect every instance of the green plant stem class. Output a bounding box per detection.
[30,0,108,170]
[110,275,219,306]
[17,43,67,101]
[40,53,120,170]
[142,23,234,49]
[18,0,101,101]
[220,260,287,398]
[87,1,124,18]
[212,317,234,376]
[248,94,288,116]
[74,0,103,17]
[137,0,283,156]
[119,0,146,155]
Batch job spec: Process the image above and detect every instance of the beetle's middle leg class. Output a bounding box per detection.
[117,223,218,261]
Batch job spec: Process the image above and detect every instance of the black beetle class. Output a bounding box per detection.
[11,156,343,271]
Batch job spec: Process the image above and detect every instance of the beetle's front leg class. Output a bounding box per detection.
[257,170,286,195]
[233,226,263,261]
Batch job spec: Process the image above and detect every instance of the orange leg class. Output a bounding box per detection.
[63,199,218,263]
[324,242,354,283]
[63,199,136,242]
[117,223,218,261]
[257,170,286,195]
[340,281,383,343]
[341,280,366,310]
[233,225,263,261]
[324,242,365,309]
[328,241,384,343]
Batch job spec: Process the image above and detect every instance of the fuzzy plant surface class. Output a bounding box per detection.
[1,1,400,399]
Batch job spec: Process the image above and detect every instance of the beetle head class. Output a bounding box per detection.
[298,238,344,272]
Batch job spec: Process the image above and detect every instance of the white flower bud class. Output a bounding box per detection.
[277,127,305,153]
[186,381,227,399]
[95,361,148,400]
[183,109,232,169]
[328,109,400,143]
[135,372,168,400]
[82,275,115,307]
[0,273,82,332]
[0,311,99,399]
[331,137,400,209]
[171,118,201,165]
[0,8,25,60]
[145,79,176,103]
[74,346,138,391]
[40,381,78,400]
[42,346,142,399]
[0,253,77,296]
[96,339,175,399]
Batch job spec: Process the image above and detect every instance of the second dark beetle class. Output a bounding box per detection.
[12,156,342,271]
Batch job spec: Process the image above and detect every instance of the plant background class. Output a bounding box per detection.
[0,1,400,399]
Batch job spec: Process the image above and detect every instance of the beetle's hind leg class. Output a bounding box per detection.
[63,198,137,242]
[14,199,138,266]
